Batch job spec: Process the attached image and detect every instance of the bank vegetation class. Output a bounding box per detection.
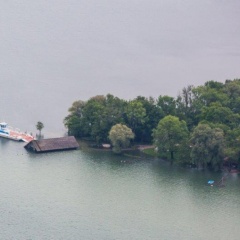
[64,79,240,170]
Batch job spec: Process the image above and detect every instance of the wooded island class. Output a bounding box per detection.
[64,79,240,170]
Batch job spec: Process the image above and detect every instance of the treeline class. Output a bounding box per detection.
[64,79,240,169]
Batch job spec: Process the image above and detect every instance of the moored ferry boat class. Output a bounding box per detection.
[0,122,34,143]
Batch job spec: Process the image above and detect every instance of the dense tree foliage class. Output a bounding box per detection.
[64,94,126,143]
[190,124,225,170]
[36,121,44,136]
[109,124,134,154]
[153,116,189,164]
[134,96,164,142]
[124,100,146,141]
[64,79,240,168]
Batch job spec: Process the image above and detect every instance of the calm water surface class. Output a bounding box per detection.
[1,0,240,134]
[0,139,239,240]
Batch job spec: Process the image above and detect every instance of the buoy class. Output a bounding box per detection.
[208,180,214,184]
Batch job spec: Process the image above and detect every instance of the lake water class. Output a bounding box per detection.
[1,0,240,135]
[0,138,240,240]
[1,1,240,239]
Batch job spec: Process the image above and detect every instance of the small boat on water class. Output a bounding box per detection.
[0,122,34,143]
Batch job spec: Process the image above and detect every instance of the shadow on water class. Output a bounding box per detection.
[0,137,11,146]
[21,135,240,186]
[80,146,155,169]
[23,138,240,194]
[79,145,238,190]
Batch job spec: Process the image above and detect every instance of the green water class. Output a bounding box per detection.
[0,138,239,240]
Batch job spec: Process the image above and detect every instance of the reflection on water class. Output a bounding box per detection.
[1,139,239,239]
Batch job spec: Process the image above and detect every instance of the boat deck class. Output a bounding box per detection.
[9,130,34,142]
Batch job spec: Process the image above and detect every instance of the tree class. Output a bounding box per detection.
[64,95,127,142]
[67,100,86,117]
[200,102,240,128]
[109,124,134,154]
[176,85,199,130]
[190,124,225,170]
[204,80,224,90]
[36,121,44,136]
[63,79,240,152]
[124,100,146,141]
[134,96,164,142]
[224,79,240,113]
[82,98,106,143]
[192,85,228,107]
[157,95,176,116]
[153,115,189,164]
[224,79,240,99]
[225,128,240,164]
[64,114,83,136]
[64,100,86,137]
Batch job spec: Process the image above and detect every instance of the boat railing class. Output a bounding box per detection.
[15,128,20,133]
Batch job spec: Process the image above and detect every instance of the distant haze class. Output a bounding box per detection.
[1,0,240,134]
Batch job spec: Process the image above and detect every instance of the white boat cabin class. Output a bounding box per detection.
[0,122,8,132]
[0,122,7,128]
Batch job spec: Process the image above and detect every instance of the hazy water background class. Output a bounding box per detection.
[1,0,240,134]
[1,1,240,239]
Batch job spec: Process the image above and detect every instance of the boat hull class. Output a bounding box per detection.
[0,132,22,141]
[0,131,34,143]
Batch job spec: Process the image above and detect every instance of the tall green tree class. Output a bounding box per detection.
[134,96,164,142]
[192,85,228,107]
[204,80,224,90]
[64,100,86,136]
[124,100,146,141]
[67,100,86,117]
[84,94,126,143]
[225,128,240,164]
[190,124,225,170]
[224,79,240,113]
[153,115,189,164]
[64,95,127,143]
[200,102,240,128]
[36,121,44,136]
[176,85,199,129]
[81,96,107,143]
[101,94,126,135]
[109,124,134,154]
[157,95,176,116]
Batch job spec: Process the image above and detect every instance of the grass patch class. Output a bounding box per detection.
[142,148,158,157]
[123,153,142,159]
